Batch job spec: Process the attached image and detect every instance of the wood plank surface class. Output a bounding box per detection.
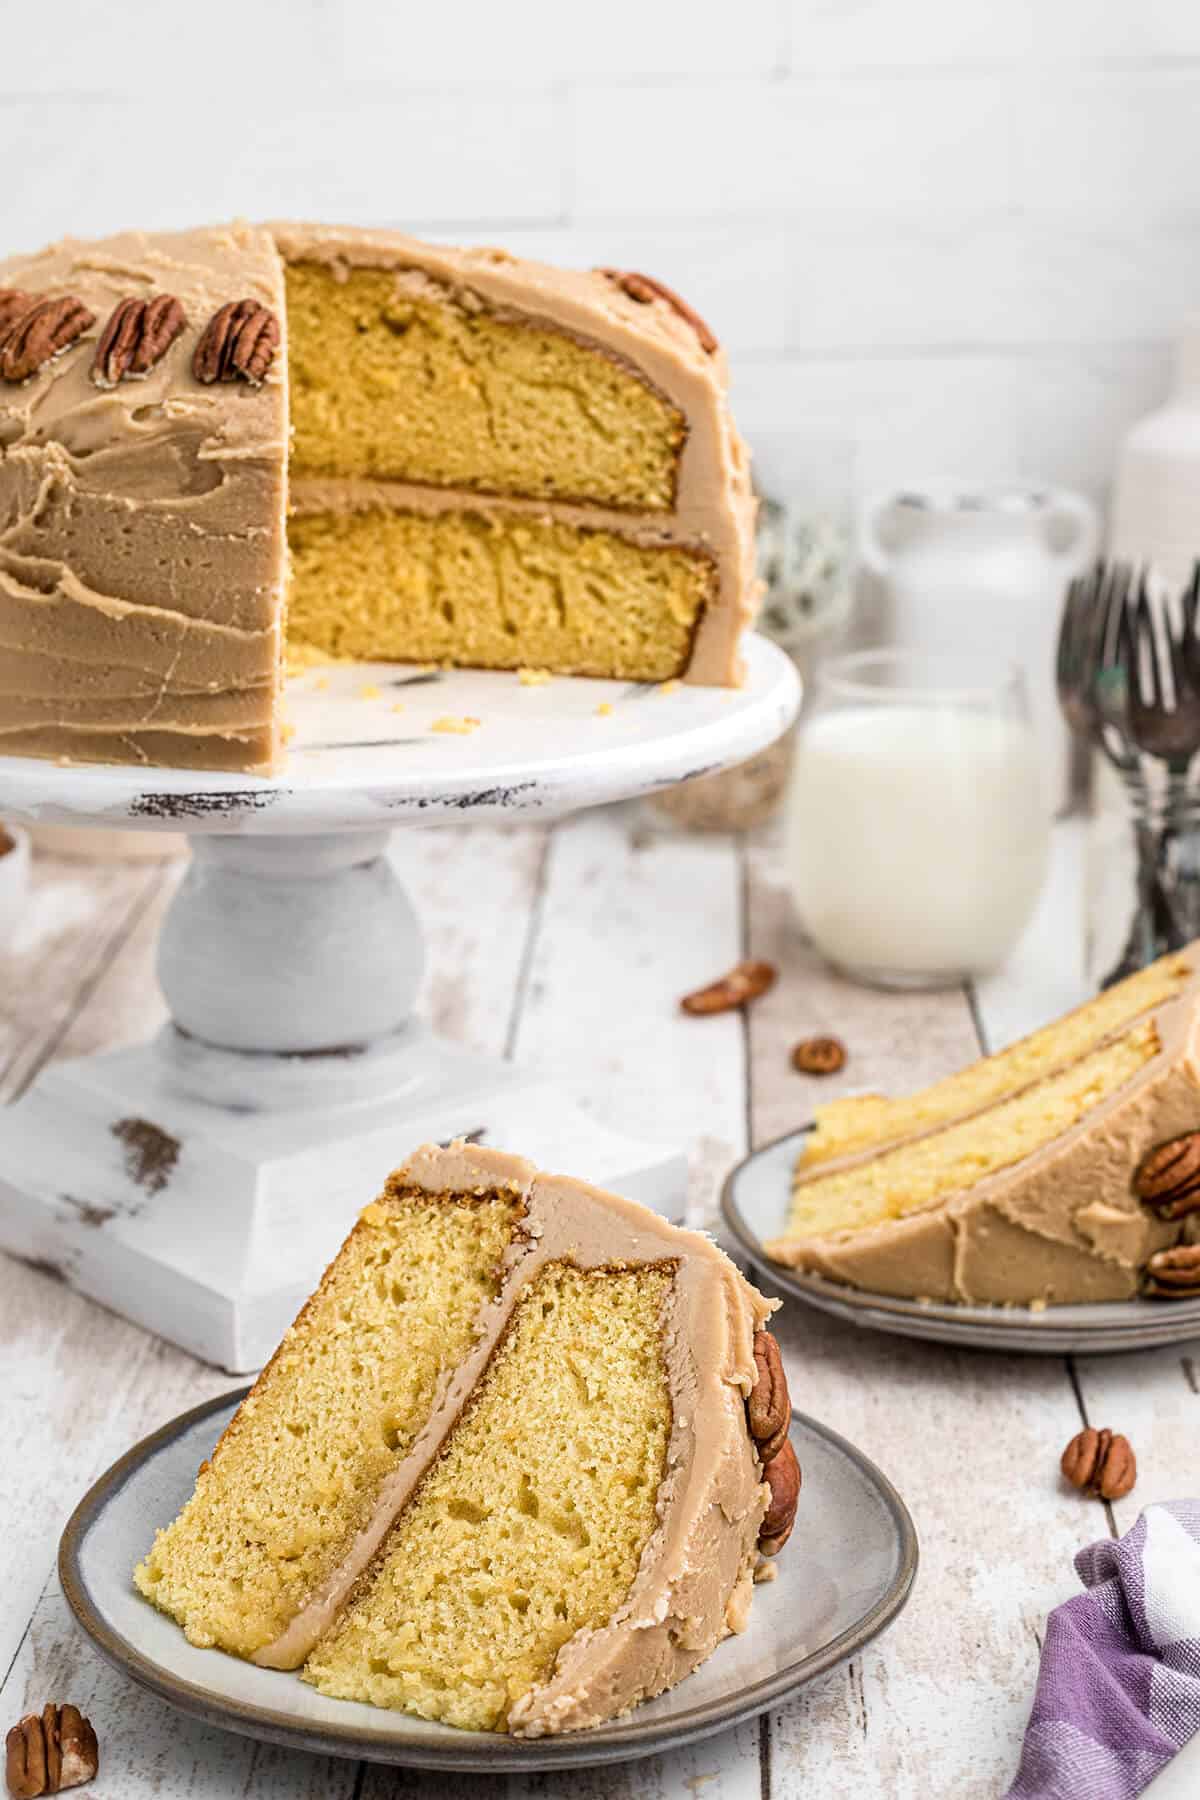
[0,811,1196,1800]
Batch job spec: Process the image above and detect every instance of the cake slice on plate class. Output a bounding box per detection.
[766,947,1200,1306]
[0,224,756,773]
[135,1143,796,1736]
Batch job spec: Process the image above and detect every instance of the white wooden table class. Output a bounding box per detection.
[2,807,1197,1799]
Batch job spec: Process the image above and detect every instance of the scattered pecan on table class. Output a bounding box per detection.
[1061,1427,1137,1501]
[790,1035,847,1076]
[680,960,776,1016]
[5,1704,98,1798]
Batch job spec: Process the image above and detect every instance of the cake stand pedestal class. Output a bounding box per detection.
[0,638,799,1370]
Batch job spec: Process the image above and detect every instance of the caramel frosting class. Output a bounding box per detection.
[252,1141,777,1737]
[0,222,757,773]
[0,224,288,772]
[768,976,1200,1306]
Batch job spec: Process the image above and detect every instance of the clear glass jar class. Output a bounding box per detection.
[785,649,1051,988]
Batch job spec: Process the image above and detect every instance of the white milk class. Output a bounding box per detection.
[785,703,1049,981]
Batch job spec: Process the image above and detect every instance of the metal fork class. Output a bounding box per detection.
[1124,569,1200,956]
[1057,563,1177,981]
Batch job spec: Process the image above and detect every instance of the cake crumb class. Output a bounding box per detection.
[596,702,614,717]
[314,676,329,692]
[753,1557,779,1584]
[658,679,681,696]
[392,703,405,714]
[1029,1297,1048,1314]
[432,715,481,735]
[285,641,346,677]
[281,720,296,745]
[517,667,552,687]
[359,683,382,701]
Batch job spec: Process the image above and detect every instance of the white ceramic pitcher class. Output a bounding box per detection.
[859,482,1099,809]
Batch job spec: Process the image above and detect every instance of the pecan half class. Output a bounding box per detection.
[1144,1242,1200,1298]
[791,1035,847,1076]
[1061,1427,1137,1501]
[759,1438,801,1555]
[0,297,95,385]
[1134,1132,1200,1219]
[597,268,719,354]
[680,959,776,1016]
[5,1705,97,1797]
[193,298,279,386]
[0,289,32,336]
[747,1329,792,1464]
[90,294,186,388]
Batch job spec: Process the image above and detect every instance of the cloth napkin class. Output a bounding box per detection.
[1005,1501,1200,1799]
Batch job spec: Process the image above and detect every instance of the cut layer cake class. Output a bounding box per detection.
[135,1143,797,1736]
[0,225,756,773]
[767,947,1200,1306]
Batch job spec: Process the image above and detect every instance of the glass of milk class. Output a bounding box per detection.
[785,649,1050,988]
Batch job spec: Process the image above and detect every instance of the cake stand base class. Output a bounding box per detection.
[0,640,799,1370]
[0,1027,685,1372]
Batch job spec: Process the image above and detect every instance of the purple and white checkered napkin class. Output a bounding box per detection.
[1005,1501,1200,1800]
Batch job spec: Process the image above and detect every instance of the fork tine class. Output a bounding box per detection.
[1058,568,1091,689]
[1132,574,1161,713]
[1166,591,1192,707]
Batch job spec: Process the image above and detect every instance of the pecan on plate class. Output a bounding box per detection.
[91,294,186,388]
[747,1329,792,1464]
[759,1438,801,1555]
[1061,1426,1137,1501]
[1134,1131,1200,1219]
[193,298,279,386]
[0,290,31,336]
[680,959,776,1016]
[5,1704,98,1797]
[0,297,95,384]
[1144,1243,1200,1298]
[596,267,719,354]
[791,1035,847,1076]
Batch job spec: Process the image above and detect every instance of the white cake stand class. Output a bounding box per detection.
[0,637,799,1370]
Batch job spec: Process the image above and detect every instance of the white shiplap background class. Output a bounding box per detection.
[3,0,1199,510]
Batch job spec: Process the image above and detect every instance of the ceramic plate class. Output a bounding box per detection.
[724,1129,1200,1355]
[60,1387,916,1773]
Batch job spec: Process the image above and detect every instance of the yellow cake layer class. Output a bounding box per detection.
[304,1261,673,1732]
[786,1022,1160,1239]
[134,1189,522,1658]
[799,953,1191,1172]
[287,508,713,681]
[287,264,685,511]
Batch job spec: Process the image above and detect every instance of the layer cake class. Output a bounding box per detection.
[0,225,756,773]
[767,948,1200,1305]
[135,1142,796,1736]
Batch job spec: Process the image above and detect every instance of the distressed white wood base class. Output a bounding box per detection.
[0,1029,686,1372]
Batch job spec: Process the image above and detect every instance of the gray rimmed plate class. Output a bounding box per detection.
[60,1386,917,1773]
[724,1128,1200,1355]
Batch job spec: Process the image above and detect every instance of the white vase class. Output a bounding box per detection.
[1109,316,1200,593]
[859,482,1098,810]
